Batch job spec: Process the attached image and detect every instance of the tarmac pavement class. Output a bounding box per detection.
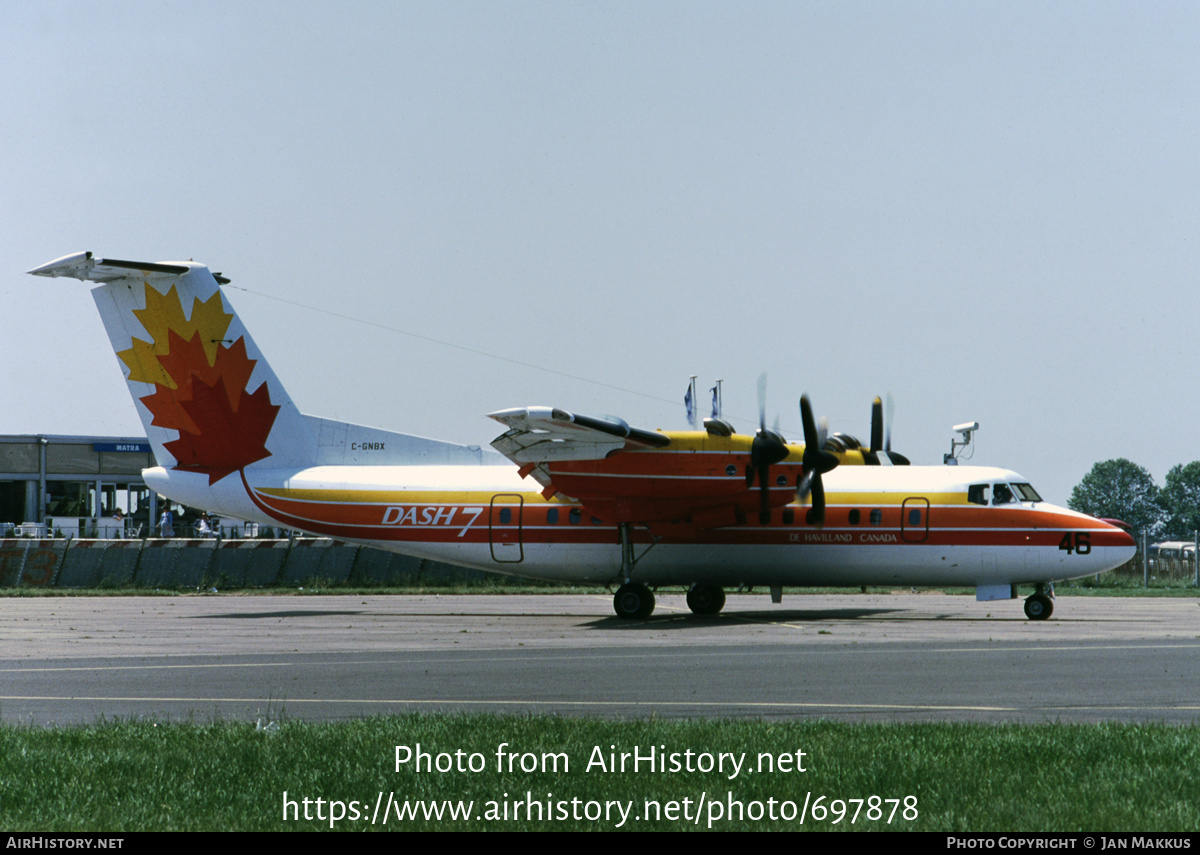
[2,591,1197,724]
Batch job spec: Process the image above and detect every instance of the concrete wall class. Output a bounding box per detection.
[0,537,502,589]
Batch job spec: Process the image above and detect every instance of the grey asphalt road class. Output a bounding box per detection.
[2,592,1198,725]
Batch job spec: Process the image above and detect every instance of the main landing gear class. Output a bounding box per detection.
[1023,585,1054,621]
[612,583,728,619]
[611,524,726,619]
[686,583,726,615]
[613,522,661,619]
[613,583,655,619]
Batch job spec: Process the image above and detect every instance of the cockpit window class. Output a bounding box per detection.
[968,484,989,505]
[1012,483,1042,502]
[992,483,1015,505]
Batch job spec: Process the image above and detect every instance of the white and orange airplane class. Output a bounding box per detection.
[31,252,1136,620]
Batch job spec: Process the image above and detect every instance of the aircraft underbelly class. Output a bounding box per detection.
[347,539,1133,589]
[562,543,1131,588]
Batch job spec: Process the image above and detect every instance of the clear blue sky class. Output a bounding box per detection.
[3,1,1198,505]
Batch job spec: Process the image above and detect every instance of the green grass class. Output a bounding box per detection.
[2,716,1197,831]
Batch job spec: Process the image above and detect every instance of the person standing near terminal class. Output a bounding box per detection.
[158,504,174,538]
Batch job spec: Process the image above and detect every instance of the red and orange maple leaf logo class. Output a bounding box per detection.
[120,282,279,483]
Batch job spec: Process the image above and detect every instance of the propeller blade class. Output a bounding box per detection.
[800,395,820,451]
[870,397,883,453]
[796,464,828,526]
[748,375,787,523]
[758,465,772,524]
[877,392,910,464]
[885,392,895,452]
[757,372,768,431]
[750,433,787,522]
[796,393,839,528]
[809,473,826,527]
[797,469,816,501]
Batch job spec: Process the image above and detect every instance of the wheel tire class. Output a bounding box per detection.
[614,583,655,619]
[686,584,726,615]
[1024,593,1053,621]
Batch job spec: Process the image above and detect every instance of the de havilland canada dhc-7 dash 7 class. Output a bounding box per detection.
[30,252,1135,620]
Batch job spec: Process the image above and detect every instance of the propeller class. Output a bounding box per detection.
[745,374,789,524]
[873,391,907,461]
[884,393,894,456]
[797,394,840,526]
[870,396,884,453]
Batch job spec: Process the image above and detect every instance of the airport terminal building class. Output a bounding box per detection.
[0,434,157,537]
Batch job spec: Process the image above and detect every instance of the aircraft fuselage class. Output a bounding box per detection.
[143,461,1133,589]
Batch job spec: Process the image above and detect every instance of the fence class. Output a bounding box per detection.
[0,536,503,589]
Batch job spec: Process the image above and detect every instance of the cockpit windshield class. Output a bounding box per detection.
[1012,482,1042,502]
[969,481,1043,506]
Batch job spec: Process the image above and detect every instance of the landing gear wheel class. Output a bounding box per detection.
[686,584,726,615]
[614,583,655,619]
[1024,593,1053,621]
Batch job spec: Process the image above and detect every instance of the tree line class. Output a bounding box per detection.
[1069,459,1200,540]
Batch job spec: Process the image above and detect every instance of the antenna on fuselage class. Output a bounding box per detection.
[944,422,979,465]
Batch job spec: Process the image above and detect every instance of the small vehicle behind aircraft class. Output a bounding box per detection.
[30,252,1136,620]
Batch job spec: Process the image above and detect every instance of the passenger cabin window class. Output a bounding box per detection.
[869,509,882,525]
[569,508,581,525]
[547,508,559,524]
[848,509,861,525]
[968,484,989,505]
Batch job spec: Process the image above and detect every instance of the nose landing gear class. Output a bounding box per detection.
[1024,585,1054,620]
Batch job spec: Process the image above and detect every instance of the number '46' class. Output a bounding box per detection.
[1059,532,1091,555]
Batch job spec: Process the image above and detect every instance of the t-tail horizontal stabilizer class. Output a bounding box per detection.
[31,252,318,481]
[31,253,499,481]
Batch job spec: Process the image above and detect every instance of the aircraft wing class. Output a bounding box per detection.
[488,407,670,495]
[489,406,804,529]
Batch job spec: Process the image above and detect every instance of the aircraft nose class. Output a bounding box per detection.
[1099,518,1137,549]
[1101,520,1138,566]
[1099,518,1132,549]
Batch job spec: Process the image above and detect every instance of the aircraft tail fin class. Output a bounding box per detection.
[30,252,318,481]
